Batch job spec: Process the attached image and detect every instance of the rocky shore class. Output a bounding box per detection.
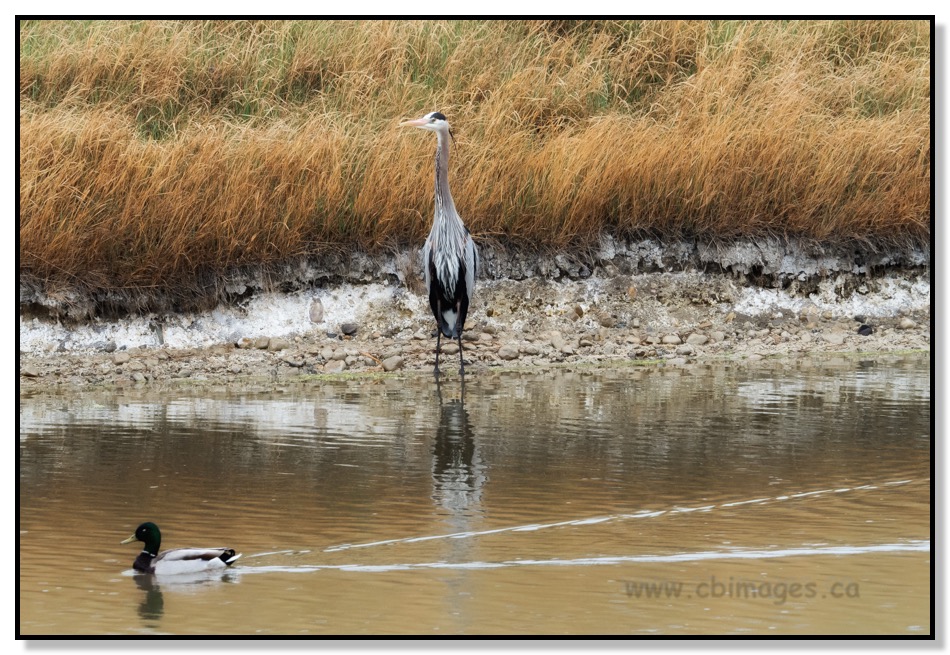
[19,243,931,392]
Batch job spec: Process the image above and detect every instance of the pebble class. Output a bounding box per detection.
[382,355,404,372]
[661,334,682,345]
[324,360,347,373]
[675,344,694,356]
[522,344,541,356]
[498,344,520,360]
[821,332,846,345]
[686,333,708,345]
[254,337,270,349]
[21,364,40,377]
[267,338,290,351]
[857,324,874,336]
[309,298,324,323]
[441,343,460,355]
[710,331,726,342]
[113,352,131,365]
[341,322,358,336]
[899,317,917,330]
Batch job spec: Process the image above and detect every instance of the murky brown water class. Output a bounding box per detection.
[19,355,931,636]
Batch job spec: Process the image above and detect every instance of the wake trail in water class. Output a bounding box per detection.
[324,476,930,553]
[236,540,930,575]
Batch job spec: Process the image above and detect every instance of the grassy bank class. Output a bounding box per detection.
[20,19,930,296]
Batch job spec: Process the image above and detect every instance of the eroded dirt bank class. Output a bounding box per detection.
[18,238,931,392]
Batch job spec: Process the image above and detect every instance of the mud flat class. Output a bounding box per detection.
[18,238,931,392]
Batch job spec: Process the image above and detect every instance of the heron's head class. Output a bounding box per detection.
[400,111,453,139]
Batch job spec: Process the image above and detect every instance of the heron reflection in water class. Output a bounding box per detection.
[432,382,485,518]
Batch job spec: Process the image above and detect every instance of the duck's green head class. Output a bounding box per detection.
[121,521,161,555]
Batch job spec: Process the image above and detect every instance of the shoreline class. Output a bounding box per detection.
[19,257,931,394]
[19,346,933,391]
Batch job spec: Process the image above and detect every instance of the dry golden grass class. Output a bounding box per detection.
[20,19,930,292]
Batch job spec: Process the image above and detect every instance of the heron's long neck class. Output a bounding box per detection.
[434,131,457,223]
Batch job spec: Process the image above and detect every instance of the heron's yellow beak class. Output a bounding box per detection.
[399,117,428,128]
[120,534,137,544]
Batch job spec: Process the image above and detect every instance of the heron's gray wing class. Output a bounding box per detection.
[421,237,433,293]
[463,232,478,303]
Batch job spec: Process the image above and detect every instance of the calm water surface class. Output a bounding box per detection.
[19,355,931,635]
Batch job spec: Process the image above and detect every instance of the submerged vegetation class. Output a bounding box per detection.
[20,19,930,297]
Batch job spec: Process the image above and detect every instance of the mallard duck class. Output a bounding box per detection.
[121,521,241,575]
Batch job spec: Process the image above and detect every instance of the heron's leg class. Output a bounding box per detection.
[458,334,465,378]
[434,330,441,378]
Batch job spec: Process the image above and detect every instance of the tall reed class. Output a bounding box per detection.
[20,19,931,292]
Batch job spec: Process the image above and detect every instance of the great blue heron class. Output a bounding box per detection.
[400,111,479,378]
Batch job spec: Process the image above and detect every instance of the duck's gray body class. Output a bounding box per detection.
[132,546,241,575]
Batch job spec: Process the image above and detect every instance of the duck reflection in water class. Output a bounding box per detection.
[131,570,239,626]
